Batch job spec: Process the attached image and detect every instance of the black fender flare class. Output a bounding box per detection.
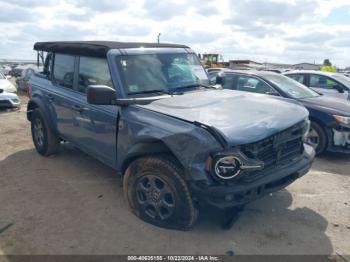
[27,97,58,135]
[120,139,181,175]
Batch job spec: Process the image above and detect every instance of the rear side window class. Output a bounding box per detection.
[53,54,75,89]
[78,57,112,93]
[310,75,337,89]
[288,74,305,84]
[236,75,273,94]
[222,75,235,89]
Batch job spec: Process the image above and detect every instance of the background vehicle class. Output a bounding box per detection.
[0,71,17,93]
[214,69,350,155]
[9,67,24,78]
[28,41,314,229]
[0,89,20,108]
[284,71,350,101]
[200,53,228,68]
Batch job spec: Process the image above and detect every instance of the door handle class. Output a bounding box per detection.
[73,105,85,113]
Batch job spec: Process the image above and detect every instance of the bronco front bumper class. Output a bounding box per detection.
[190,144,315,209]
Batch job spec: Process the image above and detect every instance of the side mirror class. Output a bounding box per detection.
[87,85,116,105]
[87,85,174,106]
[334,84,345,93]
[6,75,12,79]
[216,72,225,86]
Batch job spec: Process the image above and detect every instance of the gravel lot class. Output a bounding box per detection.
[0,92,349,256]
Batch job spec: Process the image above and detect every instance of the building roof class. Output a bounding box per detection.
[229,60,263,65]
[33,41,189,57]
[292,63,322,67]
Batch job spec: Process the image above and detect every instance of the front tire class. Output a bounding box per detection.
[307,121,327,155]
[123,156,198,230]
[31,109,60,156]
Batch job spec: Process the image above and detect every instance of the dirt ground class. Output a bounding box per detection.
[0,92,349,256]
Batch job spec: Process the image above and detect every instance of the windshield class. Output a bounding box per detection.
[331,74,350,89]
[264,74,320,99]
[116,53,209,96]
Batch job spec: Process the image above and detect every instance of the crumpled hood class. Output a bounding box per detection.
[140,89,308,146]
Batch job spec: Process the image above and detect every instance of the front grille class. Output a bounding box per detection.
[241,121,306,170]
[0,100,12,107]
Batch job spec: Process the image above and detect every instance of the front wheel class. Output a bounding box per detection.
[123,156,198,230]
[307,121,327,155]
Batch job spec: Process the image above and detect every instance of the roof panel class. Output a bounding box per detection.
[34,41,189,57]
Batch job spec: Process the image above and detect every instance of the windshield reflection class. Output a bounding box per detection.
[116,53,209,96]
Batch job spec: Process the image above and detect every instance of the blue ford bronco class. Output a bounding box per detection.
[28,41,315,229]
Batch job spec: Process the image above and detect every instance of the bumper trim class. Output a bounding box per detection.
[191,145,315,209]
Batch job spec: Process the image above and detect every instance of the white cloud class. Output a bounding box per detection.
[0,0,350,67]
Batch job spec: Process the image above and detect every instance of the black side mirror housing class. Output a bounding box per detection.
[87,85,116,105]
[334,84,345,93]
[216,72,225,86]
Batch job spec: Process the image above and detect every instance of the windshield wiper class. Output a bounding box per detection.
[170,83,215,92]
[128,89,174,96]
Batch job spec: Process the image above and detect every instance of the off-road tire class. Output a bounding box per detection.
[31,108,60,156]
[123,156,198,230]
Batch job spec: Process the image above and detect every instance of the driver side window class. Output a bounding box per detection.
[236,75,274,94]
[78,57,112,94]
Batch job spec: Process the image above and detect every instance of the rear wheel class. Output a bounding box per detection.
[123,156,198,230]
[31,109,60,156]
[307,121,327,155]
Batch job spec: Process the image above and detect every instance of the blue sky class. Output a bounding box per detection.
[0,0,350,67]
[325,7,350,25]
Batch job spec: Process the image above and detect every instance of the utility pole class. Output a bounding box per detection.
[157,33,161,44]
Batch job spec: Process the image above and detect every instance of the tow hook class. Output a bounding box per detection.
[220,205,245,230]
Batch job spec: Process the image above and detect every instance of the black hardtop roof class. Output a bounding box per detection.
[34,41,189,57]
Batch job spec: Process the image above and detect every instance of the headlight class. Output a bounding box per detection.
[214,156,242,179]
[209,152,264,180]
[303,119,311,141]
[334,115,350,126]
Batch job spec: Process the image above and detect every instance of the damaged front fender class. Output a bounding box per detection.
[116,106,223,181]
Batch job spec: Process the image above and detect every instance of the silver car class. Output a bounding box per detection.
[284,70,350,101]
[0,72,20,108]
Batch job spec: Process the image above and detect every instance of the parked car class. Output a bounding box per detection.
[0,71,17,93]
[0,72,20,108]
[0,89,21,108]
[207,67,232,85]
[214,69,350,155]
[9,68,24,78]
[28,41,315,229]
[16,67,37,91]
[284,70,350,101]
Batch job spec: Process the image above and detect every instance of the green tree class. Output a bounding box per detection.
[323,59,332,66]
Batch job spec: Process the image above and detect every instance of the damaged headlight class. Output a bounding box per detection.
[334,115,350,127]
[207,151,264,180]
[303,119,311,141]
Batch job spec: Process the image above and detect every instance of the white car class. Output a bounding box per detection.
[284,70,350,101]
[0,72,20,108]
